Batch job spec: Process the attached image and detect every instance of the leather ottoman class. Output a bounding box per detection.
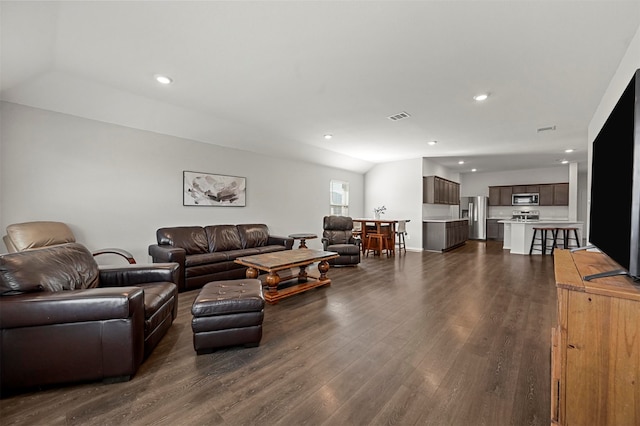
[191,279,264,354]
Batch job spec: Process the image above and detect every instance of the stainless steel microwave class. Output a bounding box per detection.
[512,193,539,206]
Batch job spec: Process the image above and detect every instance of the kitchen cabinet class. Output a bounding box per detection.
[499,186,512,206]
[423,219,468,251]
[553,183,569,205]
[423,176,460,205]
[512,185,540,194]
[539,183,569,206]
[552,249,640,425]
[486,219,504,241]
[488,183,568,206]
[489,186,500,206]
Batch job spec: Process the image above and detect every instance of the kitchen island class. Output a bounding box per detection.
[498,220,584,255]
[423,219,469,252]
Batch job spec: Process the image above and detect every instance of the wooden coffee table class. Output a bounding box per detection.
[234,249,339,304]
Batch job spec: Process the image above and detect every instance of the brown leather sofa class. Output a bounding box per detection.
[0,243,179,394]
[148,224,293,292]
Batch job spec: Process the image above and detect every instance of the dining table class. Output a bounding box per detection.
[352,218,410,256]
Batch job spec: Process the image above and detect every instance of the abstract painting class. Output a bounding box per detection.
[183,171,246,207]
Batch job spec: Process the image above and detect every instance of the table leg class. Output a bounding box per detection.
[361,226,368,254]
[298,238,307,249]
[266,271,280,296]
[298,264,308,282]
[246,267,259,279]
[318,260,330,282]
[389,223,396,256]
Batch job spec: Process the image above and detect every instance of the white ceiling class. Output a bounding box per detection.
[2,1,639,174]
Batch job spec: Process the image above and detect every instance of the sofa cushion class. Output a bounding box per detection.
[254,245,288,254]
[0,243,99,295]
[185,252,229,267]
[136,282,177,332]
[236,224,269,249]
[157,227,208,255]
[205,225,242,252]
[185,261,240,278]
[327,243,360,255]
[224,248,261,261]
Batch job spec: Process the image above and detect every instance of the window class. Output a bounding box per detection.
[330,180,349,216]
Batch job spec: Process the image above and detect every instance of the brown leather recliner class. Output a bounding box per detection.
[321,216,361,266]
[0,243,179,394]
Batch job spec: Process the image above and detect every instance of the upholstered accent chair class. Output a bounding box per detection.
[3,221,136,264]
[321,216,361,266]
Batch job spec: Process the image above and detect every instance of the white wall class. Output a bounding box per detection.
[587,24,640,242]
[0,102,365,261]
[364,158,423,250]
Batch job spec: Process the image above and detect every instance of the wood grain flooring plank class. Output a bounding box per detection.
[0,241,557,426]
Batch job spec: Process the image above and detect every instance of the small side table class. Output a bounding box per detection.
[288,233,317,249]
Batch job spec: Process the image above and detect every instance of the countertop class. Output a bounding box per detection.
[423,218,469,223]
[498,219,584,224]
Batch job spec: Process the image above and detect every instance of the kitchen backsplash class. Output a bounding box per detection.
[488,205,570,219]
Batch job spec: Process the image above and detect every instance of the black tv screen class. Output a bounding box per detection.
[589,68,640,280]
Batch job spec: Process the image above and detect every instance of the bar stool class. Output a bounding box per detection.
[555,227,581,249]
[366,233,386,257]
[530,227,557,255]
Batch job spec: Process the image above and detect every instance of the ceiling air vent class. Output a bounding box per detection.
[387,111,411,121]
[537,125,556,133]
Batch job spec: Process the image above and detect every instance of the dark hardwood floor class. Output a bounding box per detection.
[0,240,557,425]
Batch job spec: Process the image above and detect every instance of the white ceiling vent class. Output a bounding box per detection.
[387,111,411,121]
[537,125,556,133]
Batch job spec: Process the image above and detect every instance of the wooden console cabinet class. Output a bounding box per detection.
[552,249,640,425]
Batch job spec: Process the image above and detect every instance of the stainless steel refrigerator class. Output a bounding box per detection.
[460,196,488,240]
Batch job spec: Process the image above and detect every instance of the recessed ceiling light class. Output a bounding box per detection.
[458,160,465,165]
[561,160,569,164]
[565,148,574,153]
[428,140,437,145]
[473,93,489,101]
[324,134,333,140]
[471,168,477,172]
[155,75,173,85]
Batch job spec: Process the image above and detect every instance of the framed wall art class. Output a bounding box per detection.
[183,171,246,207]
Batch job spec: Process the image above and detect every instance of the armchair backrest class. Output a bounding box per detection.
[322,216,354,244]
[0,243,99,295]
[3,221,76,253]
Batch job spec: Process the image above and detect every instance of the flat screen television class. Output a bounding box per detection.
[588,68,640,282]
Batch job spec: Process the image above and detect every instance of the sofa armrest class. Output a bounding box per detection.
[0,287,144,329]
[268,235,294,250]
[321,237,329,250]
[98,263,179,288]
[148,244,186,264]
